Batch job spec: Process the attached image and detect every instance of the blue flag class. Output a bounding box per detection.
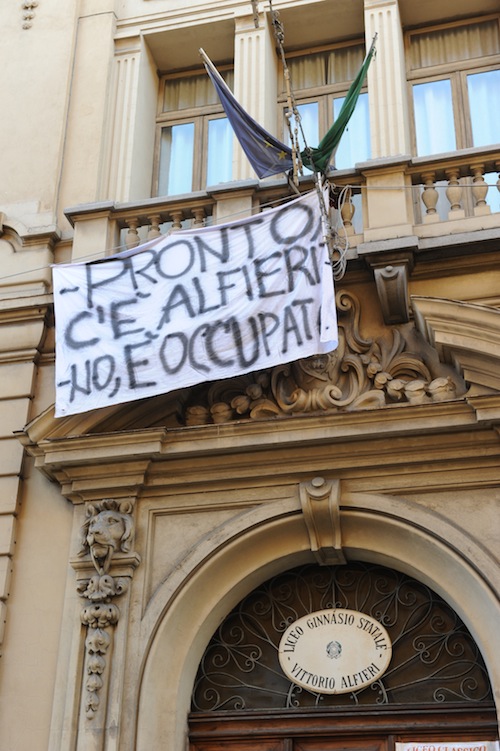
[200,49,294,179]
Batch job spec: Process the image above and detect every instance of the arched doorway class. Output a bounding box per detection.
[189,562,497,750]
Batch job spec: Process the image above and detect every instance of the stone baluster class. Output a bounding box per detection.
[125,218,140,249]
[340,188,355,235]
[470,162,491,216]
[496,161,500,202]
[192,208,205,228]
[170,210,183,231]
[147,214,162,239]
[420,171,439,223]
[445,168,464,220]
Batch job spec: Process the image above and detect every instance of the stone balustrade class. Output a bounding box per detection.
[410,149,500,224]
[66,174,364,261]
[117,193,216,250]
[65,152,500,265]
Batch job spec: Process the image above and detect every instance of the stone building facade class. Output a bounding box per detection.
[0,0,499,749]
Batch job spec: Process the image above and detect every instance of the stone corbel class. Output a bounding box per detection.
[366,251,415,325]
[299,477,346,565]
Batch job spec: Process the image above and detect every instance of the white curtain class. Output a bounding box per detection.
[163,71,234,111]
[295,101,319,153]
[468,69,500,147]
[206,117,233,186]
[409,19,500,69]
[413,79,456,156]
[287,44,364,91]
[333,92,370,169]
[158,123,194,196]
[327,45,363,84]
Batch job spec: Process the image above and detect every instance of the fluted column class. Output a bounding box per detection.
[99,38,158,203]
[364,0,411,158]
[233,8,280,182]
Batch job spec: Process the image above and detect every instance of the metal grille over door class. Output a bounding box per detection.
[191,563,492,711]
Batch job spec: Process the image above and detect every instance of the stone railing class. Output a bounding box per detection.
[65,173,365,261]
[116,192,216,250]
[409,148,500,225]
[65,150,500,264]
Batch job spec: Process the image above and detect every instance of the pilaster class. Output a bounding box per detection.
[99,37,158,203]
[233,8,280,181]
[0,296,50,651]
[364,0,411,158]
[45,497,141,751]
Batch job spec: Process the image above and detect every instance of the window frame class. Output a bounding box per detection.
[277,39,370,170]
[405,14,500,156]
[154,64,234,197]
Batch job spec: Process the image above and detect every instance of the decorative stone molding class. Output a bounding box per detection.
[412,296,500,393]
[183,290,466,425]
[300,477,345,565]
[21,0,38,29]
[74,499,140,720]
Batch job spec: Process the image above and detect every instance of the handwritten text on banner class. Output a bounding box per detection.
[53,191,337,417]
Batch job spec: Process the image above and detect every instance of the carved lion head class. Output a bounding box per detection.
[79,500,134,574]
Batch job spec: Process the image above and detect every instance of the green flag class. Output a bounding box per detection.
[301,37,377,173]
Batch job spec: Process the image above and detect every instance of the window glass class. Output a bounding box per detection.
[408,19,500,157]
[413,79,456,156]
[484,172,500,213]
[333,92,370,169]
[158,122,195,196]
[294,101,319,153]
[467,69,500,147]
[284,43,369,171]
[207,117,233,186]
[157,68,234,195]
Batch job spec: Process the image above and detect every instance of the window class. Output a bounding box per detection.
[407,17,500,156]
[155,68,234,196]
[281,42,371,171]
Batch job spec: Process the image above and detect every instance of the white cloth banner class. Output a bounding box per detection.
[53,190,338,417]
[396,743,499,751]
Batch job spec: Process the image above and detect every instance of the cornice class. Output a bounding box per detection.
[18,296,500,501]
[0,293,52,321]
[18,396,500,502]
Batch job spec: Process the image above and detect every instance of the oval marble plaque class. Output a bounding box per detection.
[278,608,392,694]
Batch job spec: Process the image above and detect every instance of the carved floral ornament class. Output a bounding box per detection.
[21,0,38,29]
[75,499,139,720]
[183,290,466,426]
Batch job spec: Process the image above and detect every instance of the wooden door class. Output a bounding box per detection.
[189,564,497,750]
[189,705,499,750]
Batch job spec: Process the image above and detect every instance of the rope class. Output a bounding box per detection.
[268,0,345,279]
[268,1,303,186]
[250,0,259,28]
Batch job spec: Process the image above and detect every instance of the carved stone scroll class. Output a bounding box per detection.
[300,477,345,565]
[183,290,466,426]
